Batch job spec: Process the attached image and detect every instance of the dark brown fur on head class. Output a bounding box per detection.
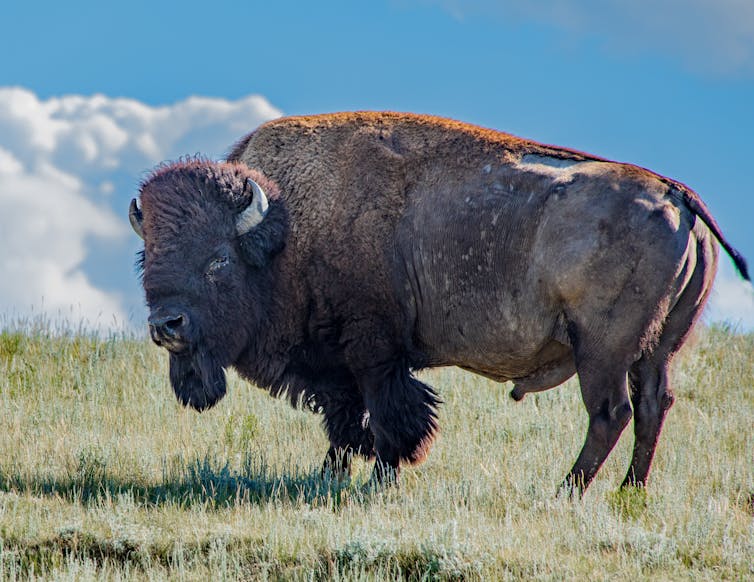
[137,159,287,411]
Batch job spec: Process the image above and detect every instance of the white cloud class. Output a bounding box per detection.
[706,262,754,330]
[420,0,754,76]
[0,88,281,332]
[0,162,126,329]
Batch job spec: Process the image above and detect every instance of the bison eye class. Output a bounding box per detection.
[206,256,230,277]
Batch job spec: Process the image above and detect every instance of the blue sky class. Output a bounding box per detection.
[1,0,752,330]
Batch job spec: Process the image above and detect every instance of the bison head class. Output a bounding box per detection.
[130,160,287,411]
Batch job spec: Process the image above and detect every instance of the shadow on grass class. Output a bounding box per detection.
[0,452,370,510]
[0,456,479,580]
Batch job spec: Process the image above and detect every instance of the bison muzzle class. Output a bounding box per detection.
[130,112,750,494]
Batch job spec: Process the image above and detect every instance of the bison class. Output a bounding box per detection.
[130,112,749,494]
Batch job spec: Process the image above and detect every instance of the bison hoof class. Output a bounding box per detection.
[557,473,587,499]
[321,446,355,482]
[369,460,400,489]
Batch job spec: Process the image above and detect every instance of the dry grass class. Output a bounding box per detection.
[0,323,752,580]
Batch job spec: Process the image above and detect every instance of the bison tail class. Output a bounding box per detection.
[676,185,750,281]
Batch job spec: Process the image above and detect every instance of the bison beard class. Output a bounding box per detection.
[169,350,227,411]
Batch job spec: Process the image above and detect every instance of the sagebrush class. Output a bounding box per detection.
[0,324,751,580]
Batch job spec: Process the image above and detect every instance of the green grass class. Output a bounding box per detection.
[0,323,752,580]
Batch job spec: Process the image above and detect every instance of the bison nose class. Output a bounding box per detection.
[148,313,189,347]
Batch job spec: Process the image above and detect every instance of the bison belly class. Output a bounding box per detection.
[395,182,566,380]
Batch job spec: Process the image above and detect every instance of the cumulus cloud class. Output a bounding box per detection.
[0,158,126,329]
[706,263,754,330]
[0,88,281,332]
[421,0,754,76]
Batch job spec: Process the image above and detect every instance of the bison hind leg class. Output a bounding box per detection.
[623,236,714,488]
[563,365,633,496]
[622,358,675,489]
[560,315,637,495]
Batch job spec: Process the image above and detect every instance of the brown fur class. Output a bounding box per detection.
[136,112,748,491]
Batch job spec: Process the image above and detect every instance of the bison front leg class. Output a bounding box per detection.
[356,361,441,485]
[319,388,375,480]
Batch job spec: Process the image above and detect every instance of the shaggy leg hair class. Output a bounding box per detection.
[319,386,375,478]
[358,361,441,482]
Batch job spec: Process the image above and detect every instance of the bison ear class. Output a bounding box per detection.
[129,198,145,240]
[237,195,288,269]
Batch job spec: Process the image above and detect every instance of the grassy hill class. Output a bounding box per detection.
[0,324,752,580]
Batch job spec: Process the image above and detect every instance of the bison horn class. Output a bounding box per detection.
[236,178,269,236]
[129,198,145,240]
